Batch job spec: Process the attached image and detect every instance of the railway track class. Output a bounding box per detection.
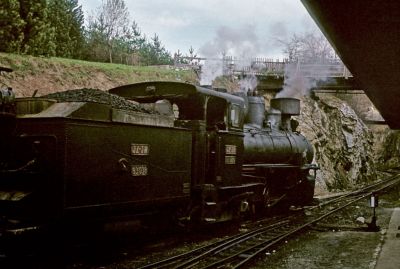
[137,172,400,268]
[309,169,400,211]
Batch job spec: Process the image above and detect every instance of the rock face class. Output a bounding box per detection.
[295,94,376,195]
[371,125,400,170]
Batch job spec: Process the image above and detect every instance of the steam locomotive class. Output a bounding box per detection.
[0,78,317,240]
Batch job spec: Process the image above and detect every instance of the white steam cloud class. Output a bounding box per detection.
[277,62,337,98]
[199,25,260,90]
[238,74,258,92]
[276,63,315,98]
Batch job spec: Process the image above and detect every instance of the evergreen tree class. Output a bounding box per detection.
[130,21,146,52]
[47,0,85,58]
[84,13,109,62]
[69,0,85,58]
[0,0,25,53]
[19,0,56,56]
[149,34,172,65]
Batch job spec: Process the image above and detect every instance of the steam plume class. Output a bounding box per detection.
[199,25,260,89]
[276,62,316,98]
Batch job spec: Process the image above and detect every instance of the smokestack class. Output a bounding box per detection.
[270,98,300,115]
[270,98,300,131]
[245,96,265,127]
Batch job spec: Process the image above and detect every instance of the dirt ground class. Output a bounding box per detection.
[254,224,386,269]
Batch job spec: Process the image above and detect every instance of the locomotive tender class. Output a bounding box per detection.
[0,80,317,238]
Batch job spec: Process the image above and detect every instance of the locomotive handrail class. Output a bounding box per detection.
[301,163,319,170]
[242,163,301,168]
[0,159,36,174]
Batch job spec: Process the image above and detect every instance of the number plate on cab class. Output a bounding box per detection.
[131,144,150,155]
[131,165,148,176]
[225,145,237,155]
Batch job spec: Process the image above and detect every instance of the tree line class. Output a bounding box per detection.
[0,0,174,65]
[279,32,338,63]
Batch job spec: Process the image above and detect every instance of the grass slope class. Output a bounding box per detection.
[0,53,197,97]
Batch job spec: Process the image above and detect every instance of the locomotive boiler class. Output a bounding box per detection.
[0,80,317,241]
[242,95,316,207]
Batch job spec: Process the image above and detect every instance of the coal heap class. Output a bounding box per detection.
[43,88,150,113]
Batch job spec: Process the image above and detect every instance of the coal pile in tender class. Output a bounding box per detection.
[42,88,151,113]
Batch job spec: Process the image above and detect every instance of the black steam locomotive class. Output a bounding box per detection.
[0,80,317,239]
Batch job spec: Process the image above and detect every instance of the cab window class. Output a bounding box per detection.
[206,97,227,130]
[230,104,241,128]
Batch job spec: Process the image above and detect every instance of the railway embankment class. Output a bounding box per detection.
[0,53,196,97]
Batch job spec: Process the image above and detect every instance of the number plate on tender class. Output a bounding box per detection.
[225,156,236,164]
[131,165,148,176]
[225,145,237,155]
[131,144,149,155]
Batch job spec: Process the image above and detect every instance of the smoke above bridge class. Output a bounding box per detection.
[198,25,344,98]
[198,25,261,92]
[277,63,316,98]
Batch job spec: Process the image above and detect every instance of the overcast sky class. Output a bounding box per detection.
[78,0,320,59]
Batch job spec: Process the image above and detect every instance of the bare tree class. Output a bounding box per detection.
[96,0,130,63]
[279,31,337,63]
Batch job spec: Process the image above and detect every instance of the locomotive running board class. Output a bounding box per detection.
[242,164,299,168]
[1,225,42,236]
